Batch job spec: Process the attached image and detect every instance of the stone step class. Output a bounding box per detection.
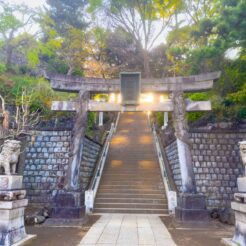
[96,193,166,199]
[101,174,162,179]
[94,112,167,214]
[99,181,164,185]
[95,197,167,204]
[94,202,168,209]
[93,208,169,214]
[97,188,165,194]
[104,171,160,177]
[98,184,165,189]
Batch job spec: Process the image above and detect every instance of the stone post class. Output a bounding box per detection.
[162,112,168,130]
[99,112,103,126]
[172,89,208,222]
[0,140,35,245]
[52,90,89,219]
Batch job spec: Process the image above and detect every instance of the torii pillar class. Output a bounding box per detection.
[172,89,208,222]
[52,90,90,219]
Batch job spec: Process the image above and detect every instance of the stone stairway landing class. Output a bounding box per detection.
[94,112,168,214]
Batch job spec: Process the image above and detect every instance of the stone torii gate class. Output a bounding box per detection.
[49,71,220,219]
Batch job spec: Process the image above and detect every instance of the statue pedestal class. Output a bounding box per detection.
[231,201,246,245]
[237,177,246,193]
[175,193,208,222]
[51,191,85,219]
[0,175,36,246]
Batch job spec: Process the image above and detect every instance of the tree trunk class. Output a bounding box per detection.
[143,49,151,78]
[6,46,13,68]
[67,66,74,76]
[66,90,89,191]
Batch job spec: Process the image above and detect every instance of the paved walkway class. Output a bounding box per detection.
[78,214,176,246]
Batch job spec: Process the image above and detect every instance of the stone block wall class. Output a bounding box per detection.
[165,140,182,192]
[165,130,246,208]
[80,137,101,194]
[190,131,245,208]
[23,131,101,205]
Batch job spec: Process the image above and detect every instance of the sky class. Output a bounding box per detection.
[7,0,46,8]
[5,0,169,48]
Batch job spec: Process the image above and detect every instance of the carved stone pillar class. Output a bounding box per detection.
[171,89,196,193]
[52,90,89,219]
[67,90,89,190]
[172,89,208,222]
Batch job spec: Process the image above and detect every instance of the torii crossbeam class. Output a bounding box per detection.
[50,71,220,113]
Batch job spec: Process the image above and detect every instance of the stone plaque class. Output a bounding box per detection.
[120,72,141,105]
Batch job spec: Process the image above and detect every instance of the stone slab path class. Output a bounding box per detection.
[78,214,176,246]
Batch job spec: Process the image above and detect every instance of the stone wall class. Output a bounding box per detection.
[165,130,246,208]
[80,137,101,194]
[165,140,182,191]
[190,131,245,208]
[23,131,101,205]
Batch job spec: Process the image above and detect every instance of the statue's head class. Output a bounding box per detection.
[239,141,246,166]
[3,140,21,152]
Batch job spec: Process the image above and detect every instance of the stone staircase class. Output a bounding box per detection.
[94,112,168,214]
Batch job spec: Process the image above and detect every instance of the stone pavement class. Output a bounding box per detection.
[78,214,176,246]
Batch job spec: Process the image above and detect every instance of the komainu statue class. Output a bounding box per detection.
[0,140,21,175]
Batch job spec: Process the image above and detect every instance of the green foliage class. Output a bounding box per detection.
[0,63,6,74]
[46,0,88,33]
[86,112,97,137]
[155,112,164,127]
[187,93,209,122]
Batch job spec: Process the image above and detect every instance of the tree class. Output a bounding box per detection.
[89,0,181,77]
[38,1,89,75]
[0,1,35,68]
[46,0,88,33]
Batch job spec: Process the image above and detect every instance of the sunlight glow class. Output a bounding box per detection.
[117,94,122,103]
[160,95,165,103]
[224,47,242,60]
[109,93,116,102]
[140,93,154,103]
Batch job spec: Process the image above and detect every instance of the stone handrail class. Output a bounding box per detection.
[152,124,177,214]
[84,113,120,213]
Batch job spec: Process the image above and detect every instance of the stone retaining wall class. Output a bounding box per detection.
[190,131,245,208]
[165,131,246,208]
[165,141,182,192]
[80,137,101,194]
[23,131,101,205]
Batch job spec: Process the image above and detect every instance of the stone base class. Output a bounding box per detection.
[175,193,208,222]
[0,205,28,246]
[237,177,246,193]
[0,176,23,190]
[0,225,26,246]
[51,192,85,219]
[231,201,246,245]
[0,174,29,246]
[0,199,28,210]
[52,207,85,219]
[43,217,88,227]
[221,238,238,246]
[12,234,37,246]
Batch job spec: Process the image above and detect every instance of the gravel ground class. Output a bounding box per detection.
[25,215,100,246]
[161,216,234,246]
